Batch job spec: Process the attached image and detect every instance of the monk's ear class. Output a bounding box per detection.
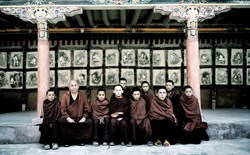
[121,89,124,93]
[113,90,115,94]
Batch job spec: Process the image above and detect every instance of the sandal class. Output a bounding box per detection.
[163,140,170,147]
[154,140,162,146]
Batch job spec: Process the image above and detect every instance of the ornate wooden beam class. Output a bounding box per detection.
[131,10,141,26]
[75,14,85,27]
[101,10,110,26]
[86,10,94,27]
[120,10,126,26]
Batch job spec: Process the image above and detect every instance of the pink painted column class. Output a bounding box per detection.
[37,21,50,116]
[185,8,201,105]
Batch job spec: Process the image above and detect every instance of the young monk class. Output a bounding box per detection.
[141,81,154,113]
[39,89,60,150]
[92,87,110,146]
[130,87,153,146]
[58,80,92,146]
[149,86,178,147]
[179,85,210,144]
[119,78,131,100]
[109,84,131,146]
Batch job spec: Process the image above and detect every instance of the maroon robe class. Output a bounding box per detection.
[92,98,109,119]
[130,98,152,136]
[141,89,154,112]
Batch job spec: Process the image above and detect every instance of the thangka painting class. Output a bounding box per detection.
[50,51,55,68]
[74,50,87,67]
[0,52,7,69]
[6,71,23,89]
[137,49,150,67]
[10,52,23,69]
[105,68,119,85]
[0,71,8,88]
[247,49,250,66]
[215,68,228,85]
[105,49,119,66]
[136,69,150,86]
[90,49,103,67]
[231,68,243,85]
[74,69,87,86]
[26,52,37,68]
[58,70,71,87]
[168,69,181,86]
[247,68,250,85]
[153,69,165,85]
[50,70,55,87]
[121,49,135,66]
[121,68,135,86]
[89,69,103,86]
[200,68,212,85]
[153,50,165,67]
[231,49,243,66]
[200,49,212,66]
[58,50,71,68]
[167,50,182,67]
[215,49,228,66]
[26,71,38,89]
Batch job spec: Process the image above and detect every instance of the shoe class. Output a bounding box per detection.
[93,141,99,146]
[155,140,162,146]
[109,142,115,146]
[78,143,85,146]
[120,141,125,146]
[64,144,69,147]
[163,140,170,147]
[147,141,153,147]
[52,143,59,150]
[102,142,108,146]
[126,141,132,147]
[43,144,51,150]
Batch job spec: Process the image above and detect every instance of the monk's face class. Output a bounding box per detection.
[157,88,167,100]
[47,91,55,101]
[141,83,149,92]
[97,91,106,101]
[132,91,140,101]
[166,82,174,91]
[184,88,193,97]
[119,80,127,88]
[113,85,124,98]
[69,80,79,94]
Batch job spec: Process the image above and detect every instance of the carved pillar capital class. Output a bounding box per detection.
[1,0,82,40]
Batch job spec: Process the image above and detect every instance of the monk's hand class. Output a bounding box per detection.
[79,117,86,123]
[66,117,75,123]
[172,115,178,125]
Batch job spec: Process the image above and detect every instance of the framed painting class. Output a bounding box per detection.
[200,68,212,85]
[105,68,119,85]
[168,69,181,86]
[247,68,250,85]
[58,70,71,87]
[0,52,7,69]
[74,69,87,86]
[215,68,228,85]
[6,71,23,89]
[137,49,150,67]
[10,52,23,69]
[26,52,38,68]
[121,68,135,86]
[0,71,8,88]
[168,50,182,67]
[26,71,38,89]
[74,50,88,67]
[200,49,212,66]
[136,69,150,86]
[105,49,119,67]
[231,68,243,85]
[89,69,103,86]
[121,49,135,66]
[247,49,250,66]
[50,70,55,87]
[153,50,165,67]
[90,49,103,67]
[58,50,71,68]
[231,49,243,66]
[50,51,55,68]
[153,69,166,85]
[215,49,228,66]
